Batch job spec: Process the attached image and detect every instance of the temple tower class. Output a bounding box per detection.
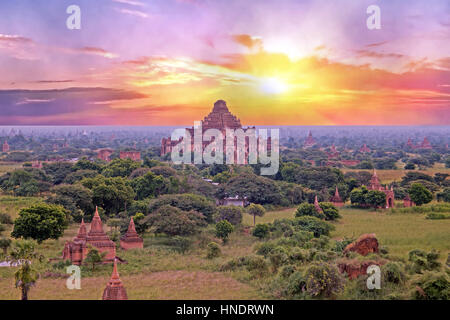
[86,207,116,261]
[102,259,128,300]
[120,218,144,250]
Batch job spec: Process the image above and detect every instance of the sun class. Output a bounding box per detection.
[260,77,289,94]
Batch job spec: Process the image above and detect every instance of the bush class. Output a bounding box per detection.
[215,220,234,244]
[409,183,433,206]
[408,249,441,274]
[304,262,345,298]
[413,272,450,300]
[382,262,406,284]
[206,242,221,259]
[287,271,307,296]
[0,213,13,224]
[279,265,296,279]
[252,223,269,239]
[295,203,325,220]
[426,212,450,220]
[269,246,289,271]
[215,206,243,225]
[169,236,192,254]
[293,216,334,237]
[318,202,341,221]
[220,255,269,277]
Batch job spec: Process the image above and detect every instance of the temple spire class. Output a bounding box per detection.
[128,217,136,233]
[111,258,120,280]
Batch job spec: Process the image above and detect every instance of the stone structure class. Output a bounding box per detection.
[102,259,128,300]
[407,137,432,150]
[344,233,379,256]
[403,194,415,207]
[330,186,344,207]
[2,140,10,153]
[314,195,323,214]
[359,144,371,153]
[368,169,395,208]
[62,218,88,265]
[86,207,116,261]
[120,218,143,250]
[304,131,316,148]
[32,160,43,169]
[98,149,113,162]
[160,100,270,163]
[326,144,339,159]
[62,207,116,265]
[120,151,141,161]
[217,195,248,207]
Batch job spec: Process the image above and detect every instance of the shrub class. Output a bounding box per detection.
[409,183,433,206]
[382,262,406,284]
[279,265,296,279]
[215,206,243,225]
[426,212,450,220]
[291,231,314,247]
[252,223,269,239]
[287,271,307,296]
[169,236,192,254]
[206,242,221,259]
[293,216,334,237]
[220,255,269,276]
[269,246,289,271]
[318,202,341,221]
[0,213,13,225]
[255,241,276,258]
[215,220,234,244]
[295,203,326,220]
[408,249,441,274]
[413,272,450,300]
[304,262,345,298]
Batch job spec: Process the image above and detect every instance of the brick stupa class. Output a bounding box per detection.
[120,218,143,250]
[86,207,116,261]
[102,259,128,300]
[314,195,323,213]
[62,218,88,265]
[330,186,344,207]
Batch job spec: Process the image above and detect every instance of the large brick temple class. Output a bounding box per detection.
[160,100,270,162]
[367,169,395,208]
[62,207,116,265]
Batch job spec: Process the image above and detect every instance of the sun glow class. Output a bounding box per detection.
[260,77,289,94]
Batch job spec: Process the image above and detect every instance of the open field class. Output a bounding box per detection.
[0,163,22,176]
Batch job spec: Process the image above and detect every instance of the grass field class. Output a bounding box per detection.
[0,163,22,176]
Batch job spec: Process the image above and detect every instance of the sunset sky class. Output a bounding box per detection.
[0,0,449,125]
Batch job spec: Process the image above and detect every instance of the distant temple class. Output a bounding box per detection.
[120,151,141,161]
[406,137,432,150]
[98,149,113,162]
[2,140,10,153]
[304,131,316,148]
[160,100,269,162]
[326,144,339,159]
[120,218,143,250]
[403,194,415,207]
[314,195,323,213]
[359,144,371,153]
[330,186,344,207]
[62,207,116,265]
[367,169,395,208]
[102,259,128,300]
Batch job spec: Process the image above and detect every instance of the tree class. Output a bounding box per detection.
[409,183,433,206]
[216,206,243,225]
[9,240,42,300]
[437,188,450,202]
[47,184,94,222]
[318,202,341,221]
[43,162,74,185]
[252,224,269,239]
[304,262,344,298]
[206,242,221,259]
[84,246,106,271]
[102,158,140,178]
[364,190,387,208]
[146,205,206,236]
[246,203,266,226]
[404,163,415,170]
[295,203,326,220]
[130,171,167,200]
[215,220,234,244]
[0,238,11,255]
[11,204,68,243]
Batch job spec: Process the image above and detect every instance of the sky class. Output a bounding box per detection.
[0,0,449,125]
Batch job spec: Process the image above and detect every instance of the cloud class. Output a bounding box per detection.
[355,50,405,59]
[112,0,147,7]
[59,46,119,59]
[0,34,37,60]
[114,7,149,18]
[232,34,263,51]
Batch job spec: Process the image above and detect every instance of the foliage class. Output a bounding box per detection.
[130,171,168,200]
[0,237,12,255]
[292,216,334,237]
[215,206,243,225]
[46,184,94,222]
[84,246,107,271]
[246,203,266,226]
[295,203,326,220]
[252,223,269,239]
[382,262,406,284]
[408,183,433,206]
[148,193,216,223]
[101,158,140,178]
[407,249,441,274]
[206,242,221,259]
[304,262,345,298]
[169,236,192,254]
[350,186,386,208]
[0,212,13,224]
[412,272,450,300]
[215,220,234,244]
[11,203,68,243]
[146,205,206,236]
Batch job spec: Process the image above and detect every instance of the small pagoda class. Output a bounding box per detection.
[330,186,344,207]
[86,207,116,261]
[314,195,323,213]
[102,259,128,300]
[62,218,88,266]
[120,218,143,250]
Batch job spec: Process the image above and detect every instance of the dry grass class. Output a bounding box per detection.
[0,163,22,176]
[0,270,263,300]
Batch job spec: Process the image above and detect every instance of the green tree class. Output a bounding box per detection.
[47,184,94,222]
[11,204,68,243]
[9,240,42,300]
[295,203,326,220]
[246,203,266,226]
[252,224,269,239]
[215,220,234,244]
[146,205,206,236]
[102,158,140,178]
[409,183,433,206]
[318,202,341,221]
[206,242,221,259]
[364,190,387,208]
[216,206,243,225]
[0,238,11,255]
[304,262,344,298]
[84,246,107,271]
[130,171,167,200]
